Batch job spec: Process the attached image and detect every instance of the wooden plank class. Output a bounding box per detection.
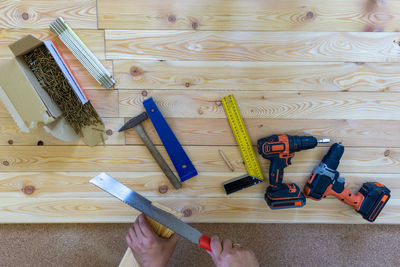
[0,197,398,223]
[86,90,119,117]
[98,0,400,32]
[125,118,400,147]
[0,0,96,29]
[0,118,125,146]
[0,29,105,60]
[0,59,113,90]
[0,146,397,173]
[105,31,400,62]
[119,90,400,120]
[114,60,400,92]
[0,172,398,199]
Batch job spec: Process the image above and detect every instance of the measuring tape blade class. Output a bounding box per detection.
[221,94,264,180]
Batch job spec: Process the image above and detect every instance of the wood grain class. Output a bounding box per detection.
[98,0,400,32]
[0,172,398,199]
[118,90,400,120]
[0,146,397,173]
[105,31,400,62]
[0,118,124,146]
[0,197,398,223]
[114,60,400,92]
[0,29,105,59]
[86,90,119,117]
[0,0,96,29]
[124,118,400,147]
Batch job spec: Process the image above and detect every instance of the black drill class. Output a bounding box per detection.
[258,134,329,209]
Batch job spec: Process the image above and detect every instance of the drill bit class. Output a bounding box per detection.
[318,138,331,143]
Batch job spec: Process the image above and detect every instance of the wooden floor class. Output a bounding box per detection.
[0,0,399,224]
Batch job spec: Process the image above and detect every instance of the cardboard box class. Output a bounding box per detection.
[0,35,106,146]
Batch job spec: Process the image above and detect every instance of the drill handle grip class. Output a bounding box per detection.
[269,158,286,186]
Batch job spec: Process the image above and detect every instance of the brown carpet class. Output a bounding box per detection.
[0,223,399,267]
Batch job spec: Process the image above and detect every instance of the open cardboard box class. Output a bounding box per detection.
[0,35,106,146]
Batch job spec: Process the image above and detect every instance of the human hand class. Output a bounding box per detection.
[209,236,259,267]
[125,214,180,267]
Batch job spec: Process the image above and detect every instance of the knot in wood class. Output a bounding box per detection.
[106,129,113,136]
[184,82,191,88]
[183,208,192,217]
[22,12,29,20]
[141,90,148,96]
[158,185,168,194]
[191,21,198,29]
[384,150,391,157]
[8,140,13,145]
[3,161,9,166]
[130,66,143,76]
[306,11,314,19]
[23,185,35,195]
[168,15,176,23]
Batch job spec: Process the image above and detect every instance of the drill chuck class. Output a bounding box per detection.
[290,136,318,152]
[322,143,344,170]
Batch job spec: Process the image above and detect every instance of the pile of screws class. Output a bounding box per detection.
[23,45,102,136]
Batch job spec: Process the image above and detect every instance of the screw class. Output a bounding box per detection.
[22,185,35,195]
[158,185,168,194]
[183,208,192,217]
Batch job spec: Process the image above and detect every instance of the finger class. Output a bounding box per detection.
[134,218,145,240]
[221,239,233,256]
[128,226,137,241]
[138,214,155,238]
[169,233,181,245]
[210,236,222,257]
[125,234,132,246]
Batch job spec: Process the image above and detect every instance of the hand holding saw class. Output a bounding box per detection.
[90,173,211,252]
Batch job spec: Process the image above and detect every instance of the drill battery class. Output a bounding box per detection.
[358,182,390,222]
[265,183,306,209]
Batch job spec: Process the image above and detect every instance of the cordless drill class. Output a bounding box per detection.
[257,134,330,209]
[304,143,391,222]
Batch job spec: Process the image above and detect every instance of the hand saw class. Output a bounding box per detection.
[89,173,211,252]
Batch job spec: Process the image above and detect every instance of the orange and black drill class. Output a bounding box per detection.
[304,143,391,222]
[257,134,330,209]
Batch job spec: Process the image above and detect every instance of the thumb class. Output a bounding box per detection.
[169,233,181,244]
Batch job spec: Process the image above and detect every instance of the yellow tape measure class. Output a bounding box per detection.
[221,94,264,180]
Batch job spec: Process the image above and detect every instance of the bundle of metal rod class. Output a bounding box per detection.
[50,17,115,89]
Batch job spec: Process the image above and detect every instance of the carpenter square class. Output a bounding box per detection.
[143,97,197,182]
[90,173,211,251]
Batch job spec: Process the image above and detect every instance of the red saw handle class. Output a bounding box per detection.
[199,234,211,252]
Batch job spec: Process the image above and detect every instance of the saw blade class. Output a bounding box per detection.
[89,173,202,245]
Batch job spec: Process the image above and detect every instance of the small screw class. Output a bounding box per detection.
[158,185,168,194]
[183,208,192,217]
[23,185,35,195]
[8,140,13,145]
[106,129,113,136]
[168,15,176,23]
[22,12,29,20]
